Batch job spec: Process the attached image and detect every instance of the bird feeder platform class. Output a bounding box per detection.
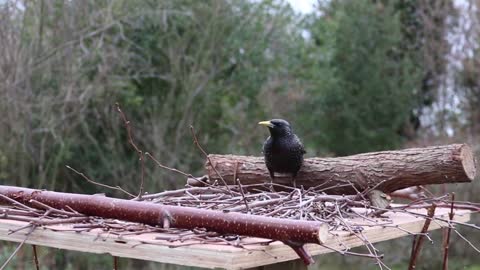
[0,207,470,270]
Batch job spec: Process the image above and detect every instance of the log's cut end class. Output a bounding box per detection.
[317,223,330,244]
[460,144,477,181]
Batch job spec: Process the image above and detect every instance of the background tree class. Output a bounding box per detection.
[300,0,422,156]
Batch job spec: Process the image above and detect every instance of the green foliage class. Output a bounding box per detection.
[301,0,422,155]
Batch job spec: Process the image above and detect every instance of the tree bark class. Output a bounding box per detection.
[0,186,328,245]
[194,144,476,195]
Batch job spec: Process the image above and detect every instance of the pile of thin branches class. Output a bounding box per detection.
[137,183,362,219]
[1,182,480,270]
[139,183,480,252]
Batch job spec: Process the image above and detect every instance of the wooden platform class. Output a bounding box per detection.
[0,208,470,270]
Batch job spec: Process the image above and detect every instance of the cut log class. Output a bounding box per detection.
[193,144,476,195]
[0,186,329,245]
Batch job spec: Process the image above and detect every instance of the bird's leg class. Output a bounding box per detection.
[291,173,297,189]
[268,170,276,192]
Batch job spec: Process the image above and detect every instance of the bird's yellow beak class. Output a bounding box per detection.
[258,120,274,128]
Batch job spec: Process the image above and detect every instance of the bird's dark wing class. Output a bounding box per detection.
[294,134,306,154]
[262,136,271,154]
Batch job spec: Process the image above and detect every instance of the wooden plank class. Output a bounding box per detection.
[0,208,470,270]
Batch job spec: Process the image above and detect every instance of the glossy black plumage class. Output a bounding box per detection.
[259,119,306,187]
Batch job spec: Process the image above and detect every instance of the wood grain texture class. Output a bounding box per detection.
[0,208,470,269]
[199,144,476,194]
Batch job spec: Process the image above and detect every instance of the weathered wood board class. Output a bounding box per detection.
[0,208,470,270]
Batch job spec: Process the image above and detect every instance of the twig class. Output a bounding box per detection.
[29,199,84,217]
[66,165,135,198]
[320,243,383,259]
[0,208,41,217]
[234,162,250,213]
[408,204,436,270]
[227,197,287,212]
[32,245,39,270]
[297,189,305,220]
[144,153,194,179]
[0,225,36,270]
[285,242,314,265]
[0,194,37,212]
[189,125,232,193]
[397,202,480,212]
[0,240,26,270]
[116,103,145,199]
[65,205,82,215]
[335,205,387,269]
[454,230,480,253]
[147,153,240,198]
[442,193,455,270]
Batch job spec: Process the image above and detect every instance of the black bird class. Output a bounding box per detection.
[258,119,306,188]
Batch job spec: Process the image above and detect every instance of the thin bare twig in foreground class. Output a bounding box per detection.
[454,230,480,253]
[234,162,250,213]
[408,204,436,270]
[190,125,231,193]
[113,256,118,270]
[144,152,192,178]
[116,103,145,199]
[143,153,228,194]
[442,193,455,270]
[66,165,135,198]
[32,245,39,270]
[0,194,37,212]
[320,243,383,259]
[29,199,84,217]
[0,225,36,270]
